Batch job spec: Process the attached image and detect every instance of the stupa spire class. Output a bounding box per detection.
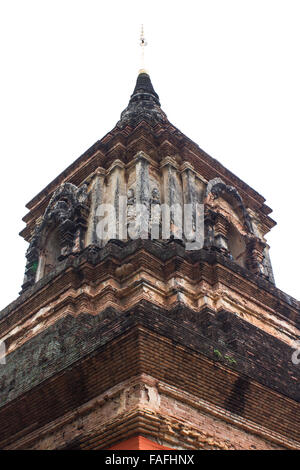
[117,28,167,128]
[139,24,148,74]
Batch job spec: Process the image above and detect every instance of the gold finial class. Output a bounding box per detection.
[139,24,148,74]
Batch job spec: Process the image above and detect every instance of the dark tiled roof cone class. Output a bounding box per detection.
[131,72,160,105]
[117,71,168,128]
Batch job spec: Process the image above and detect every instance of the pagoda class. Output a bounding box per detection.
[0,52,299,450]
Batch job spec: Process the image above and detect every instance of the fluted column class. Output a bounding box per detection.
[135,152,150,239]
[213,213,230,252]
[247,238,266,275]
[161,157,183,240]
[85,168,106,246]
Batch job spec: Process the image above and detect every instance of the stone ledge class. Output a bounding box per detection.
[1,240,298,324]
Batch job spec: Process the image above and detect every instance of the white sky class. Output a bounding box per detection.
[0,0,299,310]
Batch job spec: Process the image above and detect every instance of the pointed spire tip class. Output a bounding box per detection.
[139,25,148,74]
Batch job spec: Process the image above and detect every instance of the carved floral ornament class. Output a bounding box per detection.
[204,178,268,276]
[22,183,90,290]
[204,177,254,235]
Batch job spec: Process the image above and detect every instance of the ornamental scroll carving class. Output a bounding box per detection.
[204,178,268,278]
[22,182,90,291]
[205,177,254,234]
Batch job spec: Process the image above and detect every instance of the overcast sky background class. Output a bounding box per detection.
[0,0,299,310]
